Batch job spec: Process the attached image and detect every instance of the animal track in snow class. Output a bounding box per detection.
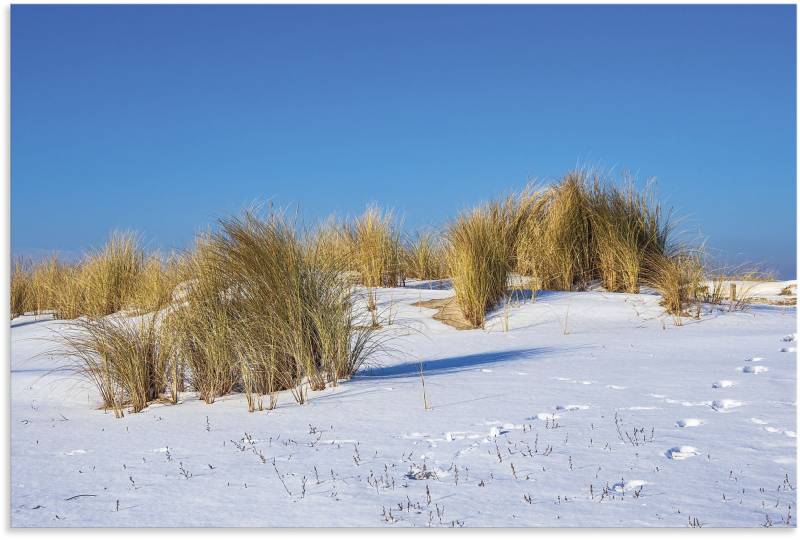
[711,399,743,412]
[741,365,768,374]
[665,446,699,460]
[712,380,734,389]
[675,418,703,428]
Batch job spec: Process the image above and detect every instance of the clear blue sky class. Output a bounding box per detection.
[11,5,797,277]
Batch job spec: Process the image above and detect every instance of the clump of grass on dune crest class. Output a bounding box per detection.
[128,253,182,313]
[29,254,68,315]
[11,258,33,318]
[517,174,592,291]
[77,231,145,317]
[588,178,670,294]
[404,232,446,281]
[61,315,171,417]
[163,210,379,410]
[306,216,353,275]
[348,206,403,288]
[446,195,531,328]
[163,242,240,404]
[643,249,704,323]
[517,170,672,295]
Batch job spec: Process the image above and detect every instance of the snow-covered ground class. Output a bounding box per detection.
[10,282,797,527]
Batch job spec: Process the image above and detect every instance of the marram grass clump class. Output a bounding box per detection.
[446,195,531,327]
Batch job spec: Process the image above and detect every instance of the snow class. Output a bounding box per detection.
[10,282,797,527]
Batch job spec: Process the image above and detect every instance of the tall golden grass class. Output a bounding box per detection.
[12,234,183,320]
[643,249,704,324]
[161,210,379,410]
[11,258,32,318]
[446,194,531,327]
[61,314,171,417]
[517,176,592,291]
[404,232,446,280]
[587,178,670,294]
[347,206,403,288]
[33,168,730,417]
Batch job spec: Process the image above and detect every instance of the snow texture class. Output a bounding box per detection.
[10,282,797,527]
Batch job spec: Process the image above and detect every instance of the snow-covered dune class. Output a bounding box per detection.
[10,284,797,527]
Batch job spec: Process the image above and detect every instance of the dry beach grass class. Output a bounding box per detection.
[11,169,782,416]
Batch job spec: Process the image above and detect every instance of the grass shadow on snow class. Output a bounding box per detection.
[356,347,557,379]
[403,279,453,290]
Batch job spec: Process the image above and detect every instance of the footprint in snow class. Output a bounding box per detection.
[675,418,703,428]
[665,446,699,460]
[666,399,710,407]
[401,432,431,439]
[444,431,484,442]
[529,412,560,421]
[480,369,493,373]
[746,356,765,362]
[780,347,797,353]
[712,380,735,389]
[555,404,589,412]
[785,431,797,438]
[606,384,627,390]
[741,365,769,374]
[711,399,743,412]
[63,449,87,456]
[764,426,782,433]
[612,480,650,493]
[750,418,769,425]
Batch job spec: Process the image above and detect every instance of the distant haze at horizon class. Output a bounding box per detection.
[11,5,797,279]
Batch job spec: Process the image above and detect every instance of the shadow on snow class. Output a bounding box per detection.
[356,347,558,380]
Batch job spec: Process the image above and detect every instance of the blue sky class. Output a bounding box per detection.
[11,5,797,277]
